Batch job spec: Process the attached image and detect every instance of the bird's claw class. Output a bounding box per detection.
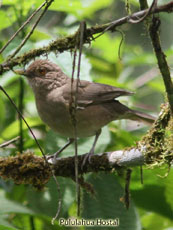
[46,154,59,164]
[81,151,94,169]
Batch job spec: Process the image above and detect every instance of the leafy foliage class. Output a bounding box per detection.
[0,0,173,230]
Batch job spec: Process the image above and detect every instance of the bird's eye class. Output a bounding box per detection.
[38,68,46,75]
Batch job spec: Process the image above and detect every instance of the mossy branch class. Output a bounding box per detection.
[0,2,173,73]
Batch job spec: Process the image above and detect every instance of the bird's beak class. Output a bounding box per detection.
[14,69,28,76]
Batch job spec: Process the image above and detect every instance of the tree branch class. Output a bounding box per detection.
[0,2,173,73]
[0,136,20,148]
[149,17,173,113]
[0,148,144,189]
[138,0,173,114]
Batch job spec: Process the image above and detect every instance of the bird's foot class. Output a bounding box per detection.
[46,153,60,164]
[81,129,101,169]
[81,150,94,169]
[47,138,74,164]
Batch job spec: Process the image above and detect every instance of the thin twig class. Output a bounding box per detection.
[124,168,132,209]
[18,77,24,152]
[116,29,124,60]
[75,21,86,217]
[69,21,86,217]
[0,85,46,159]
[0,1,47,54]
[51,174,62,225]
[69,36,79,216]
[128,0,158,23]
[149,16,173,113]
[0,136,20,148]
[7,0,54,60]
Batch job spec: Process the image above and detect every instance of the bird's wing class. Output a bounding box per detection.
[63,79,133,107]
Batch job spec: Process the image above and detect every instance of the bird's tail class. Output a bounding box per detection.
[129,109,155,125]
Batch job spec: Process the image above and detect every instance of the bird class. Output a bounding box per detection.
[15,59,155,163]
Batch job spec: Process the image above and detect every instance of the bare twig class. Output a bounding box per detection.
[8,0,54,60]
[0,136,20,148]
[69,21,86,217]
[0,1,47,54]
[124,168,132,209]
[75,21,86,217]
[18,78,24,152]
[70,30,78,217]
[134,67,159,88]
[51,174,62,225]
[116,29,124,60]
[128,0,158,23]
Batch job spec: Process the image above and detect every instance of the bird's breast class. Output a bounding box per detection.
[35,91,116,138]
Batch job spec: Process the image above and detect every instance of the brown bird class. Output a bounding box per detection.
[15,59,155,162]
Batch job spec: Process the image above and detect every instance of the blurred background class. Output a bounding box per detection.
[0,0,173,229]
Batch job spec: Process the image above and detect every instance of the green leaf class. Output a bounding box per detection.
[2,38,34,58]
[0,190,34,230]
[3,0,18,4]
[132,185,172,219]
[82,172,141,230]
[131,168,173,220]
[148,78,165,92]
[1,117,43,139]
[141,213,173,230]
[92,34,122,63]
[0,9,16,30]
[0,71,19,88]
[49,0,82,16]
[81,0,114,18]
[0,221,19,230]
[30,29,51,41]
[0,190,33,215]
[27,177,76,217]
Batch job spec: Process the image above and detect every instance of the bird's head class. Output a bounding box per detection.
[14,59,61,79]
[14,59,68,94]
